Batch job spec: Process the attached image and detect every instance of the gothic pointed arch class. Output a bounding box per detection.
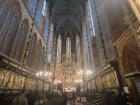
[11,19,29,62]
[57,35,62,63]
[66,37,72,61]
[0,0,21,56]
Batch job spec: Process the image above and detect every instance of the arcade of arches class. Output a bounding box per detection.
[0,0,140,105]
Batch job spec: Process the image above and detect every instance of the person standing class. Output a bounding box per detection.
[110,89,128,105]
[26,91,38,105]
[11,90,28,105]
[63,92,67,105]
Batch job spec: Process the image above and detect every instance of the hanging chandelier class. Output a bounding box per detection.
[61,61,77,78]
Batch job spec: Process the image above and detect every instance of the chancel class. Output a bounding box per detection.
[0,0,140,105]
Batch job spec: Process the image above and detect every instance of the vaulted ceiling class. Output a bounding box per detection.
[47,0,87,36]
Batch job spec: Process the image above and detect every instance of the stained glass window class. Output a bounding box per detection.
[57,35,61,63]
[66,37,71,61]
[42,0,46,16]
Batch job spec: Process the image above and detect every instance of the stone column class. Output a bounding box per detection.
[51,32,57,82]
[61,36,66,63]
[71,36,77,62]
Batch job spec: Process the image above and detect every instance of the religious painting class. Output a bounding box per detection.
[37,80,43,91]
[96,78,103,91]
[20,77,26,89]
[26,78,36,90]
[17,76,25,89]
[31,79,36,90]
[102,75,108,89]
[0,71,5,88]
[102,71,119,90]
[91,80,96,91]
[13,75,21,89]
[1,71,10,88]
[44,83,49,91]
[7,73,15,89]
[24,78,29,90]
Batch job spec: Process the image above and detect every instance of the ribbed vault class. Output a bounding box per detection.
[48,0,87,36]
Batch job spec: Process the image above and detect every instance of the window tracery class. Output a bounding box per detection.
[66,37,72,61]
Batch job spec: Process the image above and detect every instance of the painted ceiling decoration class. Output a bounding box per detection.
[47,0,87,36]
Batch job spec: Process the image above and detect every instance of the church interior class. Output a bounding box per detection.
[0,0,140,105]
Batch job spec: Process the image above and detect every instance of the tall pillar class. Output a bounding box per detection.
[71,36,76,62]
[89,0,107,68]
[79,33,85,69]
[51,32,57,81]
[61,36,66,63]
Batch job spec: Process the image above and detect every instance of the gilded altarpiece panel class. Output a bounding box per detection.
[44,83,49,91]
[102,71,119,90]
[0,70,11,89]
